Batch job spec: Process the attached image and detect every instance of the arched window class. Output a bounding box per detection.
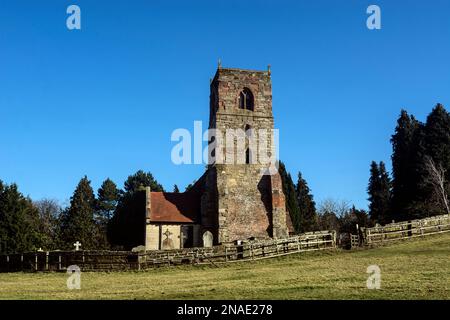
[245,148,251,164]
[239,88,254,111]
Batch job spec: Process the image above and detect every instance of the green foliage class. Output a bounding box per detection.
[60,176,97,250]
[424,104,450,171]
[94,178,120,249]
[0,182,43,253]
[295,172,318,232]
[389,105,450,220]
[97,178,119,220]
[391,110,423,220]
[339,206,371,234]
[423,104,450,214]
[278,161,301,233]
[108,190,146,250]
[368,161,391,224]
[124,170,164,194]
[108,170,164,249]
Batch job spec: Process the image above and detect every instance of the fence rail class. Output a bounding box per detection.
[361,214,450,246]
[0,231,336,272]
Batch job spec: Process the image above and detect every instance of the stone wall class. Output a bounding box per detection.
[203,67,288,243]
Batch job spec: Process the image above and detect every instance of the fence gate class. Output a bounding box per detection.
[350,234,359,249]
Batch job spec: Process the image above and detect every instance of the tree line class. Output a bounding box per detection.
[279,161,371,236]
[368,104,450,224]
[2,104,448,253]
[0,170,164,253]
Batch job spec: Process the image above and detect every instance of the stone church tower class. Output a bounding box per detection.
[144,66,290,251]
[200,66,289,244]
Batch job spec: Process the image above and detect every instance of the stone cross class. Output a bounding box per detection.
[37,248,43,252]
[73,241,82,251]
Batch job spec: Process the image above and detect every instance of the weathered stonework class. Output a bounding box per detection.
[145,67,289,250]
[201,67,289,243]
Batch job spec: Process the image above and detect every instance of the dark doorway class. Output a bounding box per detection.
[182,225,194,248]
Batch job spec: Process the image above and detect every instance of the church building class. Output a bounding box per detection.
[144,66,293,250]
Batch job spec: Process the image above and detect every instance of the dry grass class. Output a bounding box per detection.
[0,233,449,300]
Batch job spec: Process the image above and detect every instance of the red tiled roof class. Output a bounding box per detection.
[149,192,201,223]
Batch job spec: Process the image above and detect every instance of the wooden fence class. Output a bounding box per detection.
[0,231,336,272]
[350,234,360,249]
[361,214,450,246]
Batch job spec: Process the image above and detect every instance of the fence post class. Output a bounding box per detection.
[250,244,254,260]
[58,255,61,271]
[225,247,228,262]
[138,254,141,271]
[35,253,38,271]
[333,232,336,248]
[46,252,49,271]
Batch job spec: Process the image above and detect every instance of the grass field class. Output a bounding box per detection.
[0,233,449,300]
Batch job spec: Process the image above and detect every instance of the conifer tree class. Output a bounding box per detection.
[368,161,391,224]
[0,182,42,253]
[423,104,450,215]
[173,184,180,193]
[390,110,422,220]
[278,161,301,233]
[295,172,317,232]
[94,178,120,249]
[108,170,164,249]
[97,178,120,220]
[124,170,164,194]
[60,176,97,250]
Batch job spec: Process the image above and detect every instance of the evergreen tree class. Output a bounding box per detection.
[124,170,164,194]
[173,184,180,193]
[278,161,301,233]
[95,178,120,249]
[424,104,450,170]
[295,172,317,232]
[422,104,450,215]
[185,180,197,192]
[390,110,422,220]
[0,183,42,253]
[60,176,97,250]
[108,171,164,249]
[97,178,120,220]
[368,161,391,224]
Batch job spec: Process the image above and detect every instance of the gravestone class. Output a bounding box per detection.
[202,231,213,248]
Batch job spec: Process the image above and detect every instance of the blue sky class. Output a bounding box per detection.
[1,0,450,209]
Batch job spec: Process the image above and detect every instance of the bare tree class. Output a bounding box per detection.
[424,156,450,215]
[33,198,62,249]
[318,198,351,218]
[317,198,351,232]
